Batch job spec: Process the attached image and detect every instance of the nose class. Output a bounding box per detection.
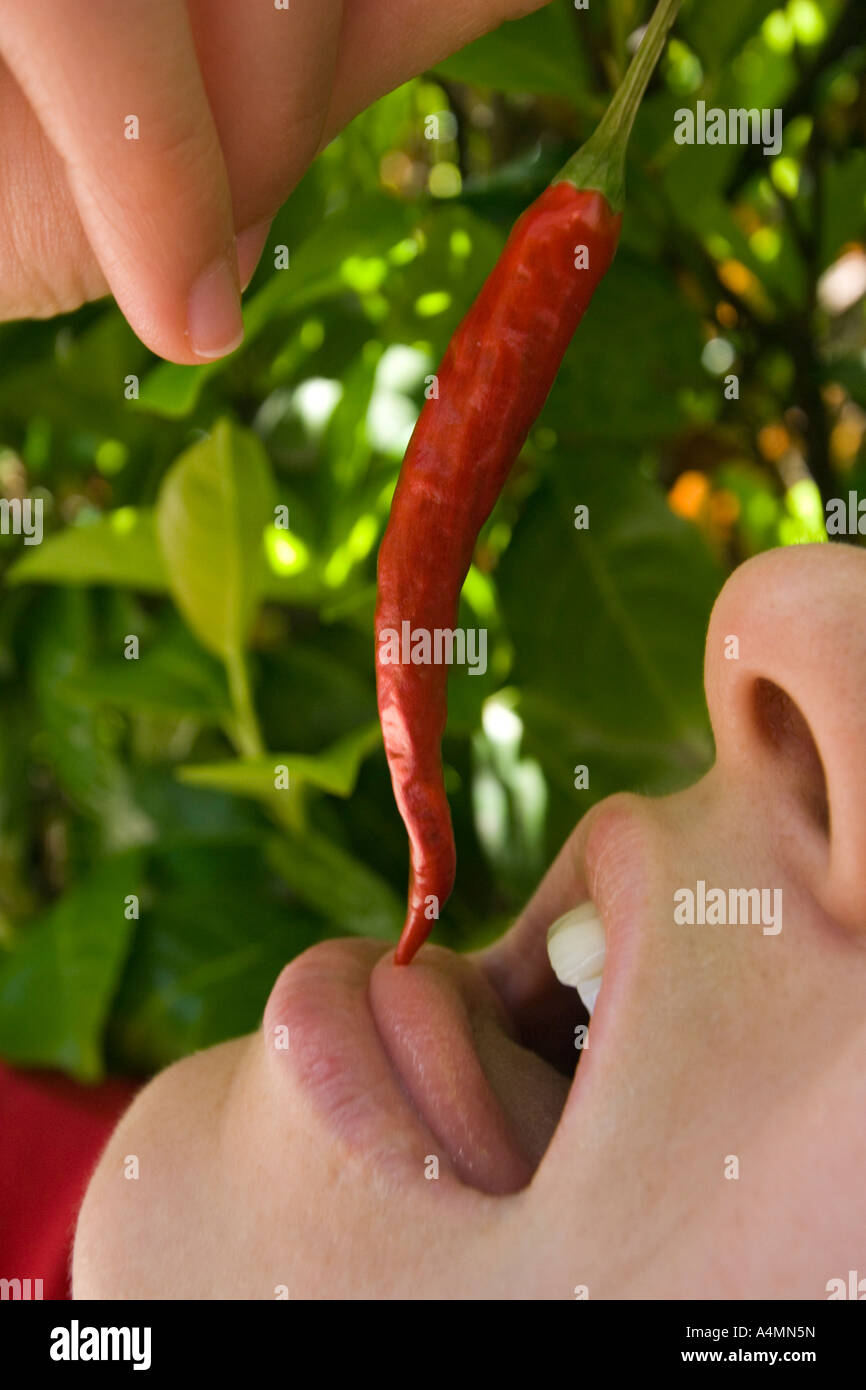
[704,542,866,937]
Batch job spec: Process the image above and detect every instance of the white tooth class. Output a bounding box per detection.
[576,973,603,1016]
[546,902,605,1005]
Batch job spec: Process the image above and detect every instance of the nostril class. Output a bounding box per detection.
[752,678,830,834]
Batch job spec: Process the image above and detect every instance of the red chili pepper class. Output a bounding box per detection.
[376,0,680,965]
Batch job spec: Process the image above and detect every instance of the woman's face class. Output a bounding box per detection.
[73,544,866,1299]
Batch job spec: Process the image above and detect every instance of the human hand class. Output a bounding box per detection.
[0,0,548,362]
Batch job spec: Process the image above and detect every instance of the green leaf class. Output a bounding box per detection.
[549,249,706,441]
[106,840,321,1072]
[130,362,209,419]
[28,589,155,849]
[6,509,166,592]
[156,419,275,659]
[266,831,402,939]
[0,850,144,1081]
[245,191,418,332]
[435,3,593,105]
[497,461,722,856]
[0,310,150,439]
[62,626,231,722]
[177,721,382,799]
[130,771,268,844]
[499,457,722,749]
[6,502,325,608]
[257,640,378,751]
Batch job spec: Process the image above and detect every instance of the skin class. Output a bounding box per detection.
[0,0,550,362]
[73,543,866,1299]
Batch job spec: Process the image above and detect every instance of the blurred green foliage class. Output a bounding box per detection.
[0,0,863,1079]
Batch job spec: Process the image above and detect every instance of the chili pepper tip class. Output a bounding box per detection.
[393,915,428,966]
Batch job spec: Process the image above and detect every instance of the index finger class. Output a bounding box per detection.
[0,0,242,363]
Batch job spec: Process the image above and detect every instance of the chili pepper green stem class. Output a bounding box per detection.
[555,0,681,212]
[609,0,629,86]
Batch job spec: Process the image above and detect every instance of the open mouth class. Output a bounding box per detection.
[263,899,612,1198]
[263,930,588,1199]
[264,799,641,1199]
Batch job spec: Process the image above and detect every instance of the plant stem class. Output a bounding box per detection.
[224,648,309,832]
[555,0,681,211]
[225,648,264,759]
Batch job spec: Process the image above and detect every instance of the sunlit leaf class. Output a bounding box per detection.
[177,722,382,799]
[7,509,166,591]
[156,420,275,660]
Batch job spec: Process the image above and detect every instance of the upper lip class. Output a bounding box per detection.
[477,793,651,1051]
[368,942,571,1192]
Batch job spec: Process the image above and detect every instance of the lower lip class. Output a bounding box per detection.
[369,947,538,1193]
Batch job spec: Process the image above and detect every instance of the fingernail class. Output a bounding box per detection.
[187,251,244,360]
[236,219,271,291]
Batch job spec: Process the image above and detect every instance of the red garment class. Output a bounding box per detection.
[0,1061,139,1299]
